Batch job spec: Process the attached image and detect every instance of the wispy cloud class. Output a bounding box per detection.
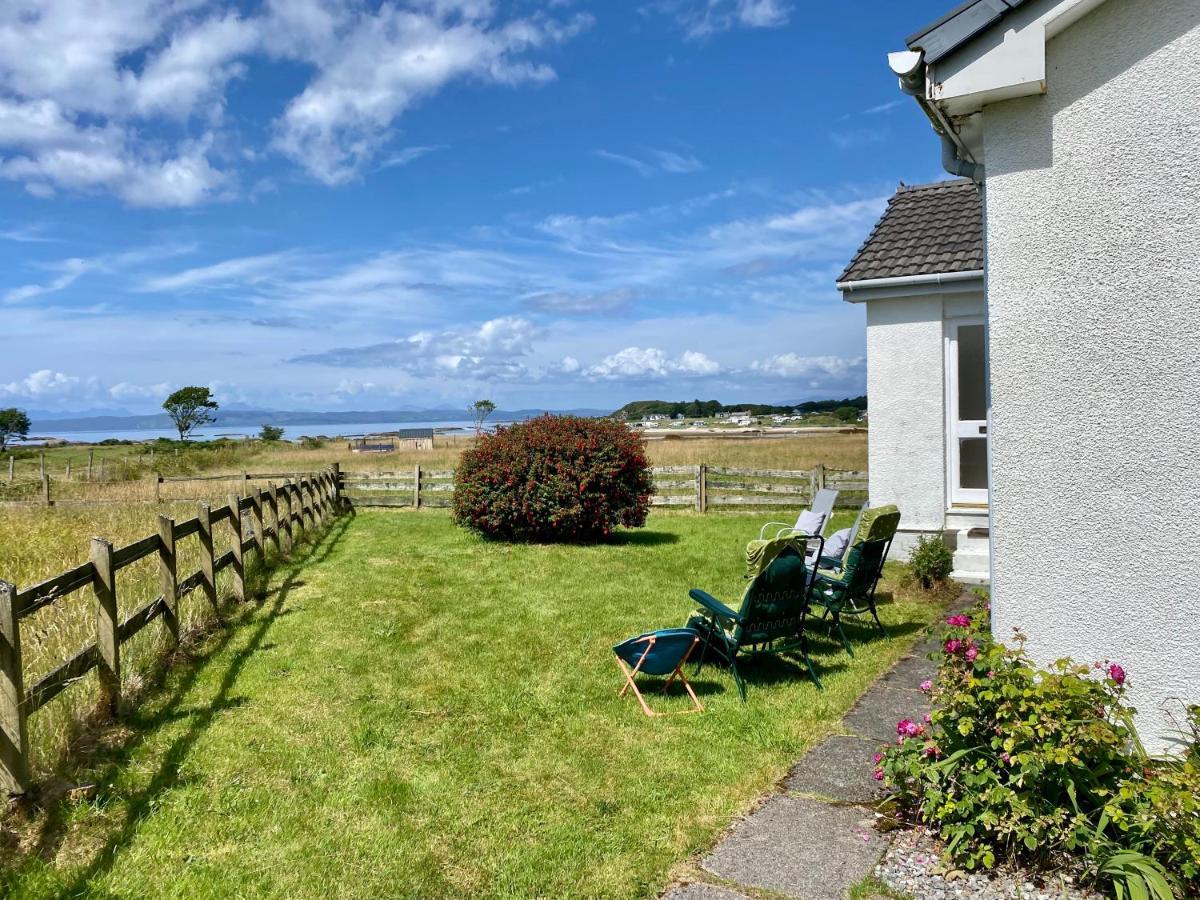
[379,145,447,169]
[524,287,638,315]
[647,0,792,41]
[595,148,704,177]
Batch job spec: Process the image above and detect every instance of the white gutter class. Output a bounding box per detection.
[837,269,984,293]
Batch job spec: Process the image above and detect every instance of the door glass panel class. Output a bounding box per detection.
[957,324,986,421]
[959,438,988,489]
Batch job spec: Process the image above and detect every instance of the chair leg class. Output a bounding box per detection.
[869,602,889,638]
[730,657,747,702]
[833,612,854,657]
[614,656,658,717]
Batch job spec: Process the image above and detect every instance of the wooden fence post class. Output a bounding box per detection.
[41,474,50,506]
[266,483,280,553]
[279,481,293,551]
[0,580,31,795]
[302,478,313,530]
[154,474,162,503]
[39,452,44,480]
[413,464,421,509]
[311,476,324,529]
[87,449,93,481]
[226,495,245,602]
[197,504,219,617]
[251,488,265,558]
[65,459,71,481]
[815,462,825,495]
[331,463,341,511]
[90,538,120,716]
[157,516,179,643]
[7,456,12,483]
[697,464,707,513]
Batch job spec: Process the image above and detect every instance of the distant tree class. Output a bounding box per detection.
[259,424,285,442]
[469,399,496,435]
[163,386,219,441]
[0,407,31,451]
[834,406,860,422]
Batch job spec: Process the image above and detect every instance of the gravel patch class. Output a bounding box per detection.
[877,829,1103,900]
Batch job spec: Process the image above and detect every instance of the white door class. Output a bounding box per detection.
[947,318,989,505]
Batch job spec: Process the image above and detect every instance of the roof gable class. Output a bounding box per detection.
[837,179,983,284]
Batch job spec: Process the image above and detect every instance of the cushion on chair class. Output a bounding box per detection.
[823,527,852,560]
[794,509,826,537]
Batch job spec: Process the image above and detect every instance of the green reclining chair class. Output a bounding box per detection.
[806,504,900,656]
[686,534,820,700]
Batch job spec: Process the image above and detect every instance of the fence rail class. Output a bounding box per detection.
[0,466,343,795]
[340,462,867,513]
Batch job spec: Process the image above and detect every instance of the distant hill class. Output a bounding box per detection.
[30,407,610,434]
[610,397,866,419]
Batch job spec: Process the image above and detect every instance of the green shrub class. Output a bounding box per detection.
[452,414,652,542]
[907,535,953,588]
[878,609,1198,898]
[299,436,323,450]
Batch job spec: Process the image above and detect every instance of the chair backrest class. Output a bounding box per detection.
[734,544,811,646]
[808,489,839,533]
[837,507,901,595]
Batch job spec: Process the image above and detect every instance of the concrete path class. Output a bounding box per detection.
[662,602,966,900]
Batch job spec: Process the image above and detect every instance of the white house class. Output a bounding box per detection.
[849,0,1198,750]
[837,179,989,584]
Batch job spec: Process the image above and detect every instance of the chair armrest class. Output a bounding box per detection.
[689,589,741,623]
[816,555,844,571]
[759,521,793,540]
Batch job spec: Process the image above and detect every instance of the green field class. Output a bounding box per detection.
[3,510,941,899]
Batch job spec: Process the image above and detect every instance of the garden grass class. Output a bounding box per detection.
[3,510,939,899]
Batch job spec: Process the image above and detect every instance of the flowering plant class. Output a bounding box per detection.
[452,414,652,542]
[876,607,1195,897]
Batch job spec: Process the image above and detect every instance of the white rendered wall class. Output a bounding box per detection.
[864,295,947,553]
[982,0,1200,751]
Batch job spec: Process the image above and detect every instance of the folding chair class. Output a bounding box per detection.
[613,628,705,717]
[686,535,820,699]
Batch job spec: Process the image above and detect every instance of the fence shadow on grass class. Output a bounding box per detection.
[21,514,354,889]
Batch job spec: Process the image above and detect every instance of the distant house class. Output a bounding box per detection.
[846,0,1198,750]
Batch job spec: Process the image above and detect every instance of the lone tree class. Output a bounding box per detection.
[163,386,219,441]
[259,424,285,442]
[0,407,31,451]
[469,399,496,435]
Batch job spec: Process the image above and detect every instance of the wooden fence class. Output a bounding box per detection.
[0,467,342,794]
[340,463,866,512]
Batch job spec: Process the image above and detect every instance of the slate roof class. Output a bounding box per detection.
[837,179,983,284]
[906,0,1031,64]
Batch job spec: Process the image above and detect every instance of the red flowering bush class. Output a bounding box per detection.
[452,415,653,542]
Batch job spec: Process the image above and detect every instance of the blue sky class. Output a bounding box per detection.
[0,0,952,415]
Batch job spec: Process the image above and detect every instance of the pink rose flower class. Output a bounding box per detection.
[1108,663,1126,686]
[986,670,995,678]
[920,679,933,693]
[923,744,940,758]
[946,614,971,627]
[873,767,884,781]
[873,751,884,764]
[897,719,914,737]
[923,713,932,724]
[965,645,979,663]
[944,639,963,655]
[1000,752,1012,765]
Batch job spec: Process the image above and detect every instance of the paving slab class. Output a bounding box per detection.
[874,654,936,693]
[660,883,754,900]
[703,795,889,900]
[783,735,884,804]
[842,685,929,743]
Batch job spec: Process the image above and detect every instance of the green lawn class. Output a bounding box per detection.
[5,511,941,899]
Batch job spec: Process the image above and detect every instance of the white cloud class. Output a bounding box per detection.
[138,251,299,293]
[595,148,704,177]
[524,286,636,314]
[270,5,591,184]
[649,0,792,40]
[5,257,90,303]
[380,145,446,169]
[584,346,722,380]
[750,353,864,380]
[0,369,176,406]
[291,315,538,381]
[0,369,84,399]
[0,1,589,202]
